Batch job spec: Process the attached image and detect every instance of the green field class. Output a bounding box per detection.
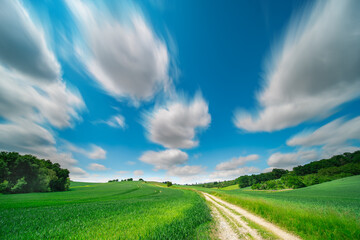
[0,181,211,239]
[186,175,360,240]
[219,184,240,190]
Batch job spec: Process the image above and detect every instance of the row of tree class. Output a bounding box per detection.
[252,151,360,190]
[0,152,70,193]
[191,150,360,190]
[108,178,145,183]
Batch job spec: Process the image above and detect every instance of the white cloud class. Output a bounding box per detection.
[144,94,211,149]
[133,170,144,176]
[104,114,126,129]
[210,167,261,181]
[215,154,259,171]
[0,0,86,178]
[234,0,360,132]
[87,145,107,160]
[0,0,60,82]
[287,116,360,148]
[67,143,106,160]
[287,116,360,158]
[267,150,318,169]
[117,170,129,175]
[167,165,205,177]
[88,163,108,171]
[139,149,188,170]
[66,0,170,102]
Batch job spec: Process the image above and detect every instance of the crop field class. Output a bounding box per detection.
[0,181,211,239]
[186,176,360,240]
[219,184,239,190]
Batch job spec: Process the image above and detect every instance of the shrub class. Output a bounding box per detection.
[11,177,27,193]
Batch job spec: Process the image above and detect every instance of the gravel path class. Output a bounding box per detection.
[203,192,301,240]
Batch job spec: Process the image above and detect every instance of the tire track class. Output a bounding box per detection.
[203,192,301,240]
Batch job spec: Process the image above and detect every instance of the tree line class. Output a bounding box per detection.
[0,152,70,193]
[252,151,360,190]
[191,150,360,190]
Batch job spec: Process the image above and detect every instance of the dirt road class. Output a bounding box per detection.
[203,192,301,240]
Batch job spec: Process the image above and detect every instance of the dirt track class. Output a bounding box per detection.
[203,192,301,240]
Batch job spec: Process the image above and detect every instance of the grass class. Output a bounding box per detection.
[220,184,240,190]
[0,181,212,239]
[185,175,360,240]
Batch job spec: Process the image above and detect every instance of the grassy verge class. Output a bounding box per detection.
[185,176,360,240]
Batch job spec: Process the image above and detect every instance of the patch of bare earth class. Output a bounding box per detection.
[203,192,301,240]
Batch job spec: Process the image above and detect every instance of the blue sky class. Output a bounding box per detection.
[1,0,360,183]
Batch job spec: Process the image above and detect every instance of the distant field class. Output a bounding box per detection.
[0,181,211,239]
[187,176,360,239]
[219,184,239,190]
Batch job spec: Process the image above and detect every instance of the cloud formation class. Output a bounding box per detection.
[66,0,170,102]
[210,167,260,181]
[167,165,205,177]
[67,143,106,160]
[88,163,108,171]
[104,114,126,129]
[139,149,188,170]
[287,116,360,158]
[133,170,144,176]
[267,150,318,169]
[234,0,360,132]
[215,154,259,171]
[0,0,86,178]
[0,0,60,82]
[145,94,211,149]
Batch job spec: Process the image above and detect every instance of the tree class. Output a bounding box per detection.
[0,152,70,193]
[167,181,172,187]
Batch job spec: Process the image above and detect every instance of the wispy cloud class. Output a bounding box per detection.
[287,116,360,158]
[88,163,108,171]
[0,0,86,178]
[133,170,144,176]
[267,150,318,169]
[167,165,205,177]
[234,0,360,132]
[210,167,261,181]
[66,0,170,103]
[67,143,107,160]
[101,114,126,129]
[215,154,259,171]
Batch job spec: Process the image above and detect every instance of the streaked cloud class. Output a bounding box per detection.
[103,114,126,129]
[167,165,205,177]
[66,0,170,103]
[215,154,259,171]
[234,0,360,132]
[67,143,107,160]
[287,116,360,158]
[0,0,60,82]
[210,167,261,181]
[0,0,86,178]
[267,150,318,169]
[88,163,108,171]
